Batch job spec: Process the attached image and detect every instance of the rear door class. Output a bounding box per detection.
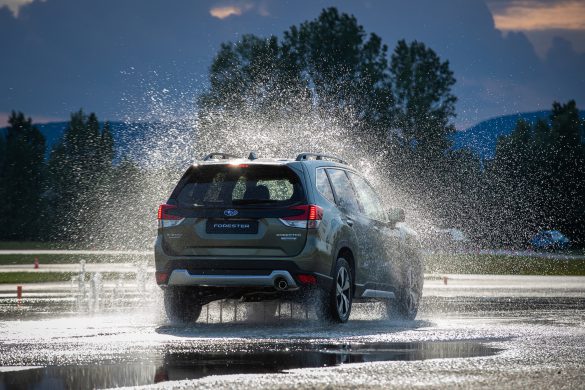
[161,164,309,257]
[346,172,398,285]
[325,168,374,285]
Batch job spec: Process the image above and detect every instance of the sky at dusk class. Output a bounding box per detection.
[1,0,584,128]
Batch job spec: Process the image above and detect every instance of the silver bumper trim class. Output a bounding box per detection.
[167,269,299,288]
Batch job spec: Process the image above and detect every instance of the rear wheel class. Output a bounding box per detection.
[322,257,353,323]
[164,287,202,324]
[387,255,423,320]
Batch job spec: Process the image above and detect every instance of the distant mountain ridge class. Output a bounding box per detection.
[2,110,584,160]
[0,121,154,159]
[452,110,585,159]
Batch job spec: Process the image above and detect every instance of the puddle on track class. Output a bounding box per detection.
[0,341,500,389]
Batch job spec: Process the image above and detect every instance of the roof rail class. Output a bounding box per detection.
[295,152,348,165]
[202,152,240,161]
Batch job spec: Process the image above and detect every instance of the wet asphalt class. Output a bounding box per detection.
[0,275,584,389]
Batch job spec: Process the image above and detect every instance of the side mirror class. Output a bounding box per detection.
[387,208,405,226]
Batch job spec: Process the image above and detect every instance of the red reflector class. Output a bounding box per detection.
[297,274,317,285]
[155,271,169,284]
[154,368,169,383]
[158,204,181,220]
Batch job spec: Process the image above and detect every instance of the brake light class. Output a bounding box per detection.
[155,271,169,285]
[279,204,323,229]
[157,204,183,228]
[308,205,321,221]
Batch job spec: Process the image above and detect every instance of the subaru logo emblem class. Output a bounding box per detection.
[224,209,238,217]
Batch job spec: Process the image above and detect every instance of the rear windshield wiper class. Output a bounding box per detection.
[177,203,199,209]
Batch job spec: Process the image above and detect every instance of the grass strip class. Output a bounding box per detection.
[0,272,138,284]
[0,253,152,265]
[2,253,585,283]
[424,253,585,276]
[0,241,75,250]
[0,272,74,284]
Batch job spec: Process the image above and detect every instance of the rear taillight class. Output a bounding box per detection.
[279,204,323,229]
[157,204,183,228]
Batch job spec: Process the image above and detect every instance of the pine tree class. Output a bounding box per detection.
[198,8,393,150]
[386,40,457,229]
[547,101,585,243]
[487,101,585,247]
[46,110,115,242]
[389,40,457,157]
[283,7,392,142]
[0,112,46,240]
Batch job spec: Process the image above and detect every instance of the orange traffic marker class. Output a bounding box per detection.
[17,285,22,299]
[443,276,448,285]
[34,257,39,269]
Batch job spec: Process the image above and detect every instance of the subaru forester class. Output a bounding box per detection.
[154,152,423,323]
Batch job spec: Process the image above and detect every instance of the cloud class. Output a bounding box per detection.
[210,6,244,19]
[209,3,255,20]
[524,28,585,58]
[0,0,583,129]
[0,0,34,16]
[490,0,585,31]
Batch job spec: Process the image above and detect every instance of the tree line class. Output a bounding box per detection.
[479,101,585,246]
[197,8,585,247]
[0,7,583,247]
[0,110,141,245]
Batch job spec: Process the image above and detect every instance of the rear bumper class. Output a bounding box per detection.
[155,258,332,292]
[167,269,299,289]
[154,235,333,293]
[154,234,333,275]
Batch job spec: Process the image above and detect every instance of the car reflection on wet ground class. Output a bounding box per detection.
[0,275,584,389]
[0,340,499,388]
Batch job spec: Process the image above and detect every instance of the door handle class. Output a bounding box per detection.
[346,217,354,227]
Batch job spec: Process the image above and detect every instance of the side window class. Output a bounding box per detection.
[326,169,361,214]
[348,172,385,221]
[316,168,335,204]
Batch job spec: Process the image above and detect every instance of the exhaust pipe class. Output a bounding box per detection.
[274,277,288,291]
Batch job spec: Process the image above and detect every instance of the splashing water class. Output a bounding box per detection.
[87,85,441,252]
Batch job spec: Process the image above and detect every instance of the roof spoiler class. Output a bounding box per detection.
[202,152,261,161]
[295,152,348,165]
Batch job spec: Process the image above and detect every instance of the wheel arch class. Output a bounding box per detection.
[336,246,356,290]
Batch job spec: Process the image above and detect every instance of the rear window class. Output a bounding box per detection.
[175,165,305,207]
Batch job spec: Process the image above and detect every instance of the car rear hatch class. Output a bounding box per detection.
[159,162,311,257]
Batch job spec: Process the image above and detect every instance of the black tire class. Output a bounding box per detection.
[164,287,202,324]
[322,257,353,323]
[387,253,424,320]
